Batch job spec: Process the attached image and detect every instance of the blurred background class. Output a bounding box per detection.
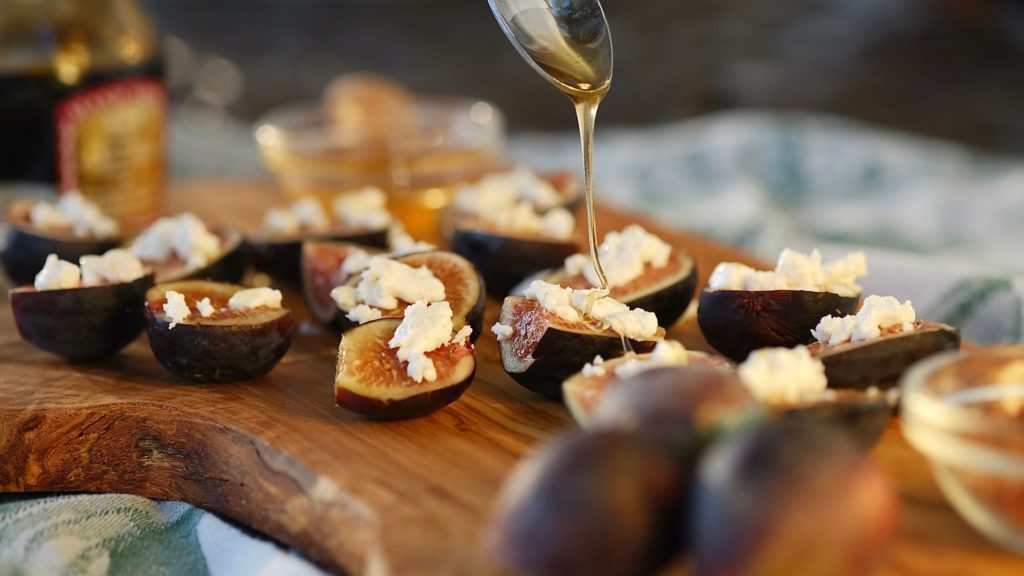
[154,0,1024,160]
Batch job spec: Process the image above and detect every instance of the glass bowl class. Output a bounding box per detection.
[901,346,1024,553]
[253,95,505,242]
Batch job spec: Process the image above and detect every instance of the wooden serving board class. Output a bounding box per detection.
[1,180,1022,576]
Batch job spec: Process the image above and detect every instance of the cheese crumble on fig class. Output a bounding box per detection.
[737,346,828,405]
[389,300,473,383]
[812,295,916,346]
[522,280,659,340]
[707,249,866,297]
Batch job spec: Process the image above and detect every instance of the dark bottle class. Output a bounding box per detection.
[0,0,166,225]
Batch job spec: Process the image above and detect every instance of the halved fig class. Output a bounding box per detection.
[808,321,960,390]
[144,281,294,382]
[250,226,387,284]
[487,429,685,576]
[777,389,896,450]
[335,250,486,342]
[135,227,249,284]
[563,352,733,429]
[450,229,578,297]
[497,296,662,398]
[334,318,476,420]
[10,273,154,361]
[301,241,383,325]
[2,199,121,285]
[697,289,860,361]
[540,250,698,328]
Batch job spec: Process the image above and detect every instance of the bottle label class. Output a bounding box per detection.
[56,77,166,224]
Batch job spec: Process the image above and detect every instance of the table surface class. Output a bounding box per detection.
[0,180,1022,576]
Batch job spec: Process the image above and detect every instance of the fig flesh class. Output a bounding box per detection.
[697,289,859,361]
[563,353,734,429]
[334,250,485,342]
[10,273,154,361]
[2,201,122,285]
[487,429,685,576]
[540,249,698,328]
[144,281,294,382]
[691,420,899,576]
[497,296,662,399]
[250,226,387,284]
[334,318,475,420]
[808,321,960,390]
[300,241,383,325]
[137,227,249,284]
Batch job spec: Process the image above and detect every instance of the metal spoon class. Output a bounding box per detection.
[487,0,613,96]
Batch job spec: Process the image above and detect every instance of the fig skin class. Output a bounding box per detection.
[250,227,388,284]
[542,250,699,329]
[335,251,486,343]
[809,321,960,390]
[691,420,899,576]
[697,289,860,362]
[9,273,154,361]
[450,228,578,298]
[778,391,894,452]
[488,429,686,576]
[334,318,476,420]
[498,296,660,399]
[2,223,120,286]
[144,281,294,382]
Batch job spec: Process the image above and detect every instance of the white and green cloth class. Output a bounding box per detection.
[3,111,1021,574]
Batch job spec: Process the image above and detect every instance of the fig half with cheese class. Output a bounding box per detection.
[128,213,248,284]
[10,270,154,361]
[301,241,383,325]
[333,250,485,342]
[697,250,866,361]
[497,294,663,399]
[2,194,122,285]
[335,313,476,420]
[144,281,294,382]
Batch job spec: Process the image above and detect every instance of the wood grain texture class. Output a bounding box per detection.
[0,180,1021,575]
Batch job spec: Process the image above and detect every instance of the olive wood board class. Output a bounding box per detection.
[0,180,1021,576]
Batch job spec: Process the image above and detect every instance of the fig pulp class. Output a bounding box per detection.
[808,321,960,390]
[334,251,485,342]
[698,289,859,361]
[450,228,578,298]
[138,227,249,284]
[250,227,388,284]
[488,429,685,576]
[334,318,476,420]
[144,281,294,382]
[562,353,734,429]
[497,296,662,399]
[10,273,154,361]
[542,250,698,329]
[691,420,899,576]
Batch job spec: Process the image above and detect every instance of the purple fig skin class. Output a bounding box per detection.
[144,282,295,383]
[250,228,388,284]
[10,274,154,361]
[450,228,579,298]
[697,289,859,362]
[691,420,899,576]
[809,322,960,390]
[488,429,686,576]
[778,392,895,452]
[2,223,120,286]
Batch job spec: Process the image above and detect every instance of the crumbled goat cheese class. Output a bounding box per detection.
[388,301,470,383]
[29,190,119,239]
[196,297,216,318]
[582,355,607,377]
[812,295,916,346]
[387,222,436,256]
[228,287,283,310]
[331,256,445,323]
[707,249,866,297]
[613,340,690,379]
[454,167,574,239]
[737,346,828,405]
[263,197,330,235]
[346,304,383,324]
[79,249,145,285]
[522,280,660,340]
[563,225,672,288]
[34,254,80,290]
[491,322,514,341]
[131,213,221,270]
[333,187,392,230]
[262,208,300,236]
[163,290,191,329]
